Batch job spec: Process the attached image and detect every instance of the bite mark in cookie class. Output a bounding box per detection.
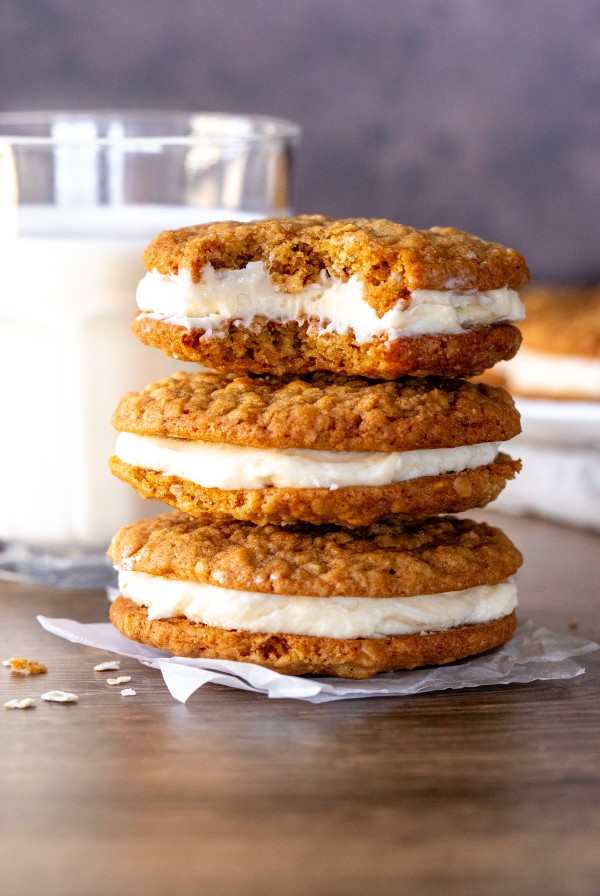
[134,216,528,377]
[133,317,522,379]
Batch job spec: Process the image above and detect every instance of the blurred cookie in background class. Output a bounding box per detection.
[489,285,600,401]
[477,284,600,531]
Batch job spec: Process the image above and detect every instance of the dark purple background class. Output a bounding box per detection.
[2,0,599,281]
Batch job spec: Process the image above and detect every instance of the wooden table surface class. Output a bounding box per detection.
[1,510,599,896]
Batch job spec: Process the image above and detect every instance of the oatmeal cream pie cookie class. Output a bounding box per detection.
[487,285,600,401]
[108,513,522,678]
[133,215,529,379]
[110,371,521,527]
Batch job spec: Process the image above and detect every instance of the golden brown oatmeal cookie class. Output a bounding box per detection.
[518,285,600,358]
[111,371,521,450]
[109,454,520,527]
[143,215,529,302]
[135,215,527,378]
[109,597,517,678]
[132,317,522,380]
[108,513,522,598]
[478,285,600,399]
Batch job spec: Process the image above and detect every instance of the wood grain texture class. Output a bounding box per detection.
[1,511,600,896]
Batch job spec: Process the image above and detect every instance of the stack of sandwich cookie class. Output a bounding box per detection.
[108,215,528,679]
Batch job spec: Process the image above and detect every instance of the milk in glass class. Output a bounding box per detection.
[0,205,252,547]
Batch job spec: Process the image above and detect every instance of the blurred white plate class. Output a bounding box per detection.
[515,397,600,448]
[493,440,600,530]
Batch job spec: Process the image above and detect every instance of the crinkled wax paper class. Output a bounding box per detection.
[37,615,598,704]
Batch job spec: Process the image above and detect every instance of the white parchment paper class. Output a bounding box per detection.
[37,615,598,704]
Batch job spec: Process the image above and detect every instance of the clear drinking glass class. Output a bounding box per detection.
[0,111,300,587]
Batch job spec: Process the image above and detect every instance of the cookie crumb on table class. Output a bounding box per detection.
[93,660,121,672]
[106,675,132,686]
[41,690,78,704]
[3,657,47,675]
[5,697,36,710]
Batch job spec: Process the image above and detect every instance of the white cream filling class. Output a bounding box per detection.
[500,348,600,398]
[114,433,500,490]
[117,570,517,638]
[136,261,524,342]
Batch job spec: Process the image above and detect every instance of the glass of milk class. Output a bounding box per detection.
[0,111,300,587]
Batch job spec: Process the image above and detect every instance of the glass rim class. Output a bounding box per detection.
[0,110,301,146]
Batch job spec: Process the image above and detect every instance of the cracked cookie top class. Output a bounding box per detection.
[142,215,529,315]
